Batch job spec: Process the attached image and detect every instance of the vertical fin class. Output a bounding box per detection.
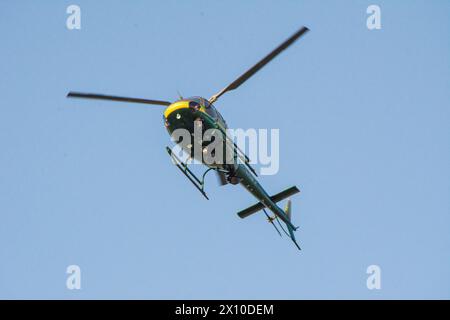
[284,199,301,250]
[284,199,292,221]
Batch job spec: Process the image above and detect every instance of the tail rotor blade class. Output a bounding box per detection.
[275,215,290,238]
[263,208,282,237]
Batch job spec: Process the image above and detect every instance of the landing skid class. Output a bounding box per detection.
[166,146,224,200]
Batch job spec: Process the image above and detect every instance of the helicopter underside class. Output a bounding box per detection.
[164,106,232,170]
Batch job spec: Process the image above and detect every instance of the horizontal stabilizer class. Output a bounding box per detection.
[237,186,300,219]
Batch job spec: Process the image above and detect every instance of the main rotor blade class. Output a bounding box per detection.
[67,92,172,106]
[209,26,309,104]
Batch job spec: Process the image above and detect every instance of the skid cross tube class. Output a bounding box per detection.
[263,208,282,237]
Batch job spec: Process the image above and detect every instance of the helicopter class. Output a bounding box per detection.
[67,25,309,250]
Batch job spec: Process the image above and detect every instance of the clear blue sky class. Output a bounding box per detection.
[0,0,449,299]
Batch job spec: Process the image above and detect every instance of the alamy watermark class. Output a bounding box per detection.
[169,123,280,176]
[366,264,381,290]
[66,265,81,290]
[66,5,81,30]
[366,5,381,30]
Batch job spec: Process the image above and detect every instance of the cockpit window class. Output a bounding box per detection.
[189,101,200,110]
[189,97,218,119]
[205,105,218,119]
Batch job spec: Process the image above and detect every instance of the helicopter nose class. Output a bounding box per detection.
[163,101,190,119]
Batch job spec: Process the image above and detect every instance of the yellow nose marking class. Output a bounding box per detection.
[164,101,189,118]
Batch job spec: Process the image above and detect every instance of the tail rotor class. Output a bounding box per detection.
[264,199,301,250]
[263,208,282,237]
